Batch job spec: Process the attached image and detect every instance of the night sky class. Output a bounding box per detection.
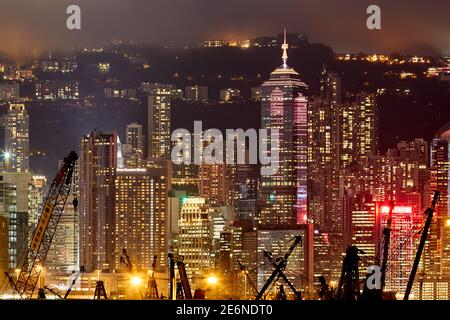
[0,0,449,56]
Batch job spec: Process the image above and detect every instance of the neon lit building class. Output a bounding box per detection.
[259,30,308,227]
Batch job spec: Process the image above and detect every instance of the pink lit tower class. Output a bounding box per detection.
[259,29,309,228]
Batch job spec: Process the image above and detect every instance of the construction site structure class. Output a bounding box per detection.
[255,235,302,300]
[94,280,108,299]
[11,151,78,299]
[168,253,192,300]
[404,190,440,300]
[336,245,362,301]
[144,255,159,299]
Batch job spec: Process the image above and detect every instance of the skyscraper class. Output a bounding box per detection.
[79,131,119,272]
[178,197,212,288]
[259,30,309,227]
[147,84,172,160]
[114,167,168,272]
[123,122,144,168]
[420,122,450,299]
[5,103,29,173]
[198,163,228,206]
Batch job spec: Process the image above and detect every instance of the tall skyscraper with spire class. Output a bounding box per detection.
[259,29,309,228]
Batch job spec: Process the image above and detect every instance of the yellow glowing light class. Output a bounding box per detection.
[207,276,218,285]
[131,276,142,286]
[446,219,450,227]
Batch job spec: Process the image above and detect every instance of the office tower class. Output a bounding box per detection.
[307,98,339,228]
[79,131,119,272]
[420,122,450,299]
[375,193,422,296]
[0,216,8,275]
[198,163,227,206]
[123,122,144,168]
[210,206,229,269]
[430,123,450,218]
[259,30,308,227]
[185,85,208,103]
[178,197,212,288]
[320,70,342,105]
[337,94,378,169]
[5,103,29,173]
[147,85,172,160]
[219,219,257,299]
[46,162,78,273]
[349,193,376,276]
[114,167,169,271]
[167,190,187,253]
[0,172,33,269]
[233,162,259,221]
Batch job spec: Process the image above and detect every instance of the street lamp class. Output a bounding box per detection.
[206,275,218,285]
[131,276,142,286]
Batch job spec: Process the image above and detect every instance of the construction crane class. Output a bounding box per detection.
[263,250,302,300]
[120,248,133,272]
[12,151,78,299]
[168,253,192,300]
[404,190,440,300]
[255,235,302,300]
[318,276,335,301]
[236,259,258,296]
[336,245,362,301]
[144,255,159,299]
[64,266,85,299]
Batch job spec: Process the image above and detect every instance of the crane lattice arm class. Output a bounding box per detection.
[14,151,78,299]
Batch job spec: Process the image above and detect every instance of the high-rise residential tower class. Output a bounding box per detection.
[4,103,29,173]
[147,84,173,160]
[79,131,119,272]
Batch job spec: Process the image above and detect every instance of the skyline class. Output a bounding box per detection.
[0,6,450,303]
[1,0,450,57]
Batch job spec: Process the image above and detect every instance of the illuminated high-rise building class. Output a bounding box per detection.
[124,122,144,167]
[419,122,450,299]
[178,197,212,288]
[0,172,33,269]
[259,30,308,227]
[114,167,169,272]
[198,163,228,206]
[375,193,422,297]
[79,131,119,272]
[147,84,172,160]
[349,193,376,276]
[5,103,29,173]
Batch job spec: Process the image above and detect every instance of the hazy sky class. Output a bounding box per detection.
[1,0,449,56]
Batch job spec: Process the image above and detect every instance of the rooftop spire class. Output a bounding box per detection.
[281,28,288,69]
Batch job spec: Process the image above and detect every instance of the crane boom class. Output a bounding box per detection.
[255,236,302,300]
[14,151,78,299]
[403,191,440,300]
